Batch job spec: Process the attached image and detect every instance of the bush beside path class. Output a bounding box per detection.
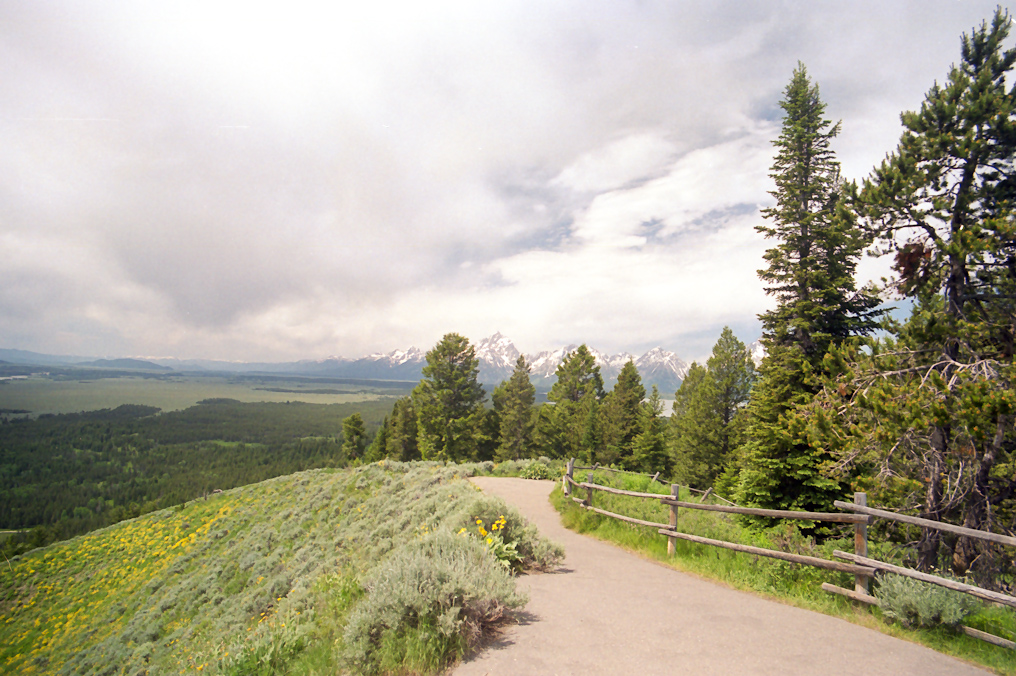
[456,477,989,676]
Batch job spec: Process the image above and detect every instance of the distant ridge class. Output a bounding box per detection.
[76,358,173,371]
[0,333,710,393]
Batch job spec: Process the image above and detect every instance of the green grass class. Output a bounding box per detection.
[0,374,404,416]
[553,471,1016,675]
[0,461,562,675]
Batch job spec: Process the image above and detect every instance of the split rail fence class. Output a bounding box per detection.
[562,458,1016,650]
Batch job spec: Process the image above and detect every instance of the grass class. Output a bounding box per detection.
[0,374,404,416]
[553,470,1016,675]
[0,461,562,675]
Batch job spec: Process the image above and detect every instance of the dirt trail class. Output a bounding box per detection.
[453,476,989,676]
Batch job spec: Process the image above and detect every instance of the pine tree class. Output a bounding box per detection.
[363,414,388,462]
[341,413,367,461]
[601,360,646,468]
[493,355,537,461]
[546,345,605,461]
[836,8,1016,574]
[413,333,486,461]
[631,386,671,475]
[670,361,710,482]
[757,63,880,359]
[736,65,878,517]
[671,328,755,488]
[547,345,604,403]
[385,397,419,461]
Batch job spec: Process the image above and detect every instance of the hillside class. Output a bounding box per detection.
[0,462,562,675]
[0,399,394,558]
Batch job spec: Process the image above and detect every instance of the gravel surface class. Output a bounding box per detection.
[453,476,989,676]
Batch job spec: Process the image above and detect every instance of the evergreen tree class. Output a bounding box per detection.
[736,65,878,517]
[385,397,419,461]
[547,345,605,403]
[475,408,500,462]
[413,333,486,461]
[341,413,367,460]
[757,63,880,359]
[363,414,388,462]
[670,362,710,483]
[671,328,755,488]
[531,404,562,459]
[600,360,646,468]
[580,397,603,463]
[546,345,605,461]
[631,386,671,475]
[830,8,1016,575]
[493,355,537,461]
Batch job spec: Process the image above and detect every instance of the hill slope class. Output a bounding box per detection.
[0,462,562,675]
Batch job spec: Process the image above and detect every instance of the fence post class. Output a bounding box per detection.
[854,491,869,595]
[667,484,679,557]
[586,472,594,507]
[564,458,574,496]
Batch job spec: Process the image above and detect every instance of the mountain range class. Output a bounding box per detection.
[0,333,695,393]
[299,332,692,393]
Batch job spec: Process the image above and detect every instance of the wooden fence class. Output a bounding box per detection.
[562,459,1016,650]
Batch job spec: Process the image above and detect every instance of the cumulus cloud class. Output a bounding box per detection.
[0,1,1005,361]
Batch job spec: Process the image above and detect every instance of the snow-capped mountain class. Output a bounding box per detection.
[363,347,424,367]
[747,339,765,366]
[476,336,689,394]
[635,347,691,394]
[140,333,691,392]
[475,332,522,384]
[300,346,426,381]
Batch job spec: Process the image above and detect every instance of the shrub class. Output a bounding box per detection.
[342,530,526,674]
[223,621,308,676]
[875,573,980,628]
[452,495,563,572]
[519,462,554,480]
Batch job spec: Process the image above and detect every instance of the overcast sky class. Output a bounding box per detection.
[0,1,1006,362]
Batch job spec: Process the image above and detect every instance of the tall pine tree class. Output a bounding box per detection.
[546,345,605,462]
[736,65,879,517]
[600,360,646,468]
[341,413,367,461]
[413,333,486,461]
[671,328,755,488]
[493,355,537,461]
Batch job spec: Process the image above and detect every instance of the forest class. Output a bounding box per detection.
[0,398,389,557]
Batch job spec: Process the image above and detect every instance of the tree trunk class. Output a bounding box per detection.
[953,414,1008,580]
[917,426,948,570]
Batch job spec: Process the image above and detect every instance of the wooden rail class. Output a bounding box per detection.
[578,480,668,500]
[660,498,869,524]
[833,551,1016,610]
[561,458,1015,652]
[573,463,664,482]
[587,505,670,529]
[656,528,876,576]
[833,501,1016,548]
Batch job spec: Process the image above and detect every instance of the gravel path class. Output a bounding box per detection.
[453,476,989,676]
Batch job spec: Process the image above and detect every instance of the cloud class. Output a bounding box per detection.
[0,1,1005,361]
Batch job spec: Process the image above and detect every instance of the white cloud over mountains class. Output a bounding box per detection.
[0,1,1005,362]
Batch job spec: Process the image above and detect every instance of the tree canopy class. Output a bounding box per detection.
[821,8,1016,577]
[736,65,877,518]
[413,333,487,461]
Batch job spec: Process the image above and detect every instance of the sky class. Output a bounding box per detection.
[0,1,1007,363]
